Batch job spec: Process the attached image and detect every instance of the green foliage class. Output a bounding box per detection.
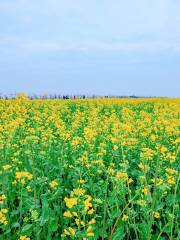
[0,98,179,239]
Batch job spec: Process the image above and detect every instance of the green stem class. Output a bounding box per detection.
[170,174,179,239]
[102,176,109,240]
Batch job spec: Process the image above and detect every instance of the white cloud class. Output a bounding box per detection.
[0,36,180,54]
[0,0,180,55]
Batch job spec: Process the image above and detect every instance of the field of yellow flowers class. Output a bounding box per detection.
[0,96,179,240]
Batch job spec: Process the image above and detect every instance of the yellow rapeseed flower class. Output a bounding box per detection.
[50,180,58,188]
[153,211,160,219]
[2,164,12,170]
[107,167,114,175]
[68,227,75,235]
[0,208,8,225]
[81,221,85,226]
[84,198,92,211]
[71,188,85,196]
[78,179,85,184]
[113,145,118,150]
[26,186,31,192]
[87,225,92,232]
[87,232,94,237]
[122,214,129,222]
[89,218,96,224]
[116,171,128,181]
[0,194,6,205]
[63,211,72,218]
[19,236,31,240]
[64,229,70,236]
[142,186,148,195]
[64,197,77,209]
[88,208,95,215]
[75,218,80,226]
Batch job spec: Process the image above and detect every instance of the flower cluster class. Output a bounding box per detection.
[63,188,96,238]
[0,208,8,225]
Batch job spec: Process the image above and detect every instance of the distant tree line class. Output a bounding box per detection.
[0,93,160,99]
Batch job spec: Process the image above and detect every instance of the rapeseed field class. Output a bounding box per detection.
[0,96,179,239]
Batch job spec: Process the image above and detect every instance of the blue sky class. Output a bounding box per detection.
[0,0,180,97]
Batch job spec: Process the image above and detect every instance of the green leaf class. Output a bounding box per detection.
[156,202,165,211]
[138,221,149,238]
[12,222,20,228]
[113,224,125,240]
[40,197,49,226]
[22,224,33,233]
[48,218,58,232]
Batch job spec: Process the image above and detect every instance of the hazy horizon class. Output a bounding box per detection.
[0,0,180,97]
